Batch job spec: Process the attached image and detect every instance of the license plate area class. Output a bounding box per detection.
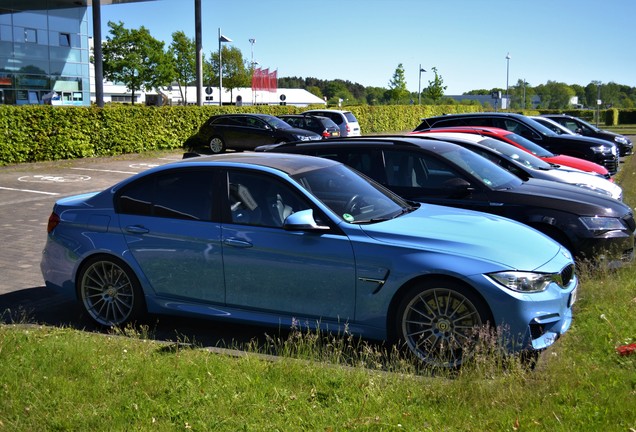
[568,287,577,307]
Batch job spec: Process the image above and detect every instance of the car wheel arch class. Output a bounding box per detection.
[75,253,148,326]
[385,274,494,343]
[528,223,575,256]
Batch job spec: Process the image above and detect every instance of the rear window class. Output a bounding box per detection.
[344,112,358,123]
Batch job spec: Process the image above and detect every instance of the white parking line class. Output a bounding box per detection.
[70,167,138,175]
[0,186,59,195]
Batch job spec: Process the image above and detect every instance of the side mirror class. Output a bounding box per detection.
[444,178,474,198]
[283,209,330,231]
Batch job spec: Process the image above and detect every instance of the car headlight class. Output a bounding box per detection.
[614,136,628,145]
[591,145,612,154]
[487,271,555,292]
[579,216,625,231]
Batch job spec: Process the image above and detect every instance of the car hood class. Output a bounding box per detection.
[550,133,618,149]
[509,178,630,216]
[358,203,563,270]
[600,129,632,142]
[543,154,609,176]
[534,168,622,200]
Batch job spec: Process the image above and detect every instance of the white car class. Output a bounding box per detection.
[417,132,623,201]
[301,109,361,137]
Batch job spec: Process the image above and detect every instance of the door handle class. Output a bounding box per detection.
[223,238,253,248]
[125,225,149,234]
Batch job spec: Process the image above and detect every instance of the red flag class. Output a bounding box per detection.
[251,67,260,91]
[270,69,277,93]
[261,68,269,92]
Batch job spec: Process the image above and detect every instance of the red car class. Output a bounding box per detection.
[410,126,611,180]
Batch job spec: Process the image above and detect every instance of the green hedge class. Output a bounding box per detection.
[0,104,484,165]
[4,104,635,166]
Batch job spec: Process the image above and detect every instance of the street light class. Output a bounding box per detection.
[218,28,232,106]
[418,64,426,105]
[505,52,511,109]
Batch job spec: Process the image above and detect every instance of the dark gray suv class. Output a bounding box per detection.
[414,112,619,175]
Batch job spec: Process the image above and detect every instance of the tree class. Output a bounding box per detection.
[169,31,196,105]
[424,67,447,104]
[387,63,409,104]
[509,79,535,109]
[101,21,174,105]
[208,46,251,102]
[535,81,575,109]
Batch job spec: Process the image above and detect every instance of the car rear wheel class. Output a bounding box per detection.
[396,282,490,369]
[209,136,225,154]
[78,256,145,327]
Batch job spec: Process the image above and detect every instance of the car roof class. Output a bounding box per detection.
[267,135,466,152]
[423,112,523,121]
[303,109,352,114]
[172,152,339,176]
[414,126,511,137]
[419,131,491,144]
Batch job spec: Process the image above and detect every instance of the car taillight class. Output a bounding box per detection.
[346,124,351,133]
[47,212,60,233]
[322,130,329,138]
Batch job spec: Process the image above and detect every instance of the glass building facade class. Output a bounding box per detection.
[0,3,90,106]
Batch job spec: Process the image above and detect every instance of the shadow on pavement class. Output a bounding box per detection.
[0,286,284,353]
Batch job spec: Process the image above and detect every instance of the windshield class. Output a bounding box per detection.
[575,117,600,133]
[262,115,293,130]
[503,132,555,157]
[479,138,552,170]
[440,146,522,190]
[291,164,411,223]
[524,116,558,137]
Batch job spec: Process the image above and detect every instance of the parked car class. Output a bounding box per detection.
[183,113,321,154]
[408,126,612,179]
[41,152,577,369]
[542,114,633,156]
[278,114,341,139]
[301,109,362,136]
[413,131,622,200]
[259,136,635,264]
[530,116,577,136]
[414,112,619,175]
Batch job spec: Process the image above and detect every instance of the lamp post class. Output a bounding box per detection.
[505,52,511,109]
[418,64,426,105]
[218,28,232,106]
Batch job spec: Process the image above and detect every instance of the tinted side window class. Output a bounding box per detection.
[430,118,469,128]
[117,170,214,221]
[282,117,299,128]
[324,113,343,125]
[227,171,309,228]
[382,150,464,189]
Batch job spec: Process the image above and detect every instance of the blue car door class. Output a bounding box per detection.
[117,168,225,303]
[221,170,356,320]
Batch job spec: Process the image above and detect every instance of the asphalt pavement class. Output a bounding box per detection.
[0,150,282,347]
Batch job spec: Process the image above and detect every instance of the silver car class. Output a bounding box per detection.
[301,109,361,137]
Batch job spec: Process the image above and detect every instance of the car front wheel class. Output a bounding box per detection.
[78,256,145,327]
[209,136,225,154]
[395,282,490,369]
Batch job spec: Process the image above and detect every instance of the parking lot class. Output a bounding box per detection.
[0,150,299,347]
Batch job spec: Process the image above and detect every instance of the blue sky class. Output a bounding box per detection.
[95,0,636,95]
